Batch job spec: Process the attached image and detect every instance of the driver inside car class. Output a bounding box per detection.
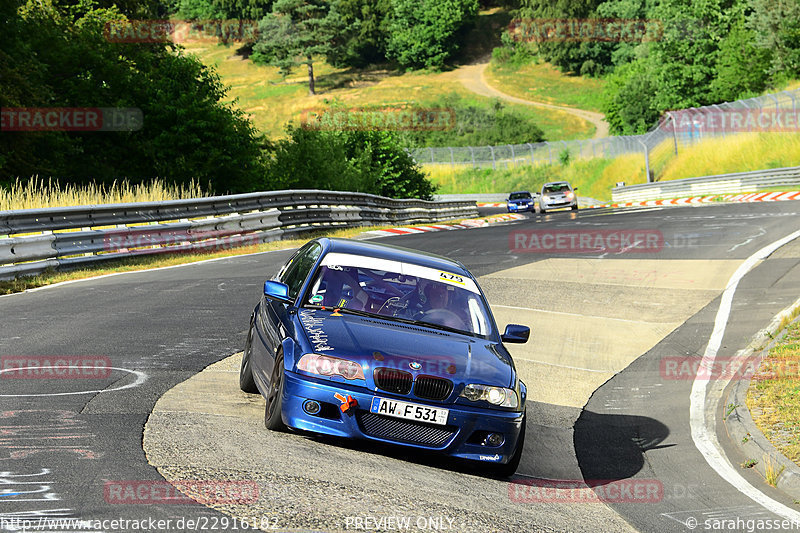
[416,280,468,330]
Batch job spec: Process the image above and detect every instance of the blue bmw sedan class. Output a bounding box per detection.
[239,237,529,476]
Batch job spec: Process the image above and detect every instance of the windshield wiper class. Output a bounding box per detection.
[304,304,382,320]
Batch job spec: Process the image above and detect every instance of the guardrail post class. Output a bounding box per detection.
[526,143,534,164]
[469,146,476,168]
[509,144,515,166]
[448,147,455,169]
[429,147,435,164]
[489,146,496,170]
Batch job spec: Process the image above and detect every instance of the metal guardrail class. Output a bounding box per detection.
[0,189,478,280]
[611,166,800,202]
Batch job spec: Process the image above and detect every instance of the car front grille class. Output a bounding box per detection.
[374,367,413,395]
[413,375,453,401]
[356,411,457,447]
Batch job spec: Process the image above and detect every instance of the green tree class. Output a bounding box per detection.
[710,17,771,102]
[2,0,267,193]
[601,57,660,135]
[748,0,800,83]
[251,0,347,94]
[176,0,272,21]
[265,126,436,199]
[385,0,478,69]
[326,0,390,68]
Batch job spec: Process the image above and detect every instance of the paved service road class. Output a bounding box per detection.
[2,201,800,532]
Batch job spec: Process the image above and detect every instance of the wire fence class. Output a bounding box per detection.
[409,89,800,183]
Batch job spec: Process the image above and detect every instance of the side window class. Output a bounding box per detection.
[279,243,322,300]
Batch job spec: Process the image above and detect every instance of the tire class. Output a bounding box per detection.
[496,414,526,478]
[264,351,286,431]
[239,315,258,393]
[571,205,578,211]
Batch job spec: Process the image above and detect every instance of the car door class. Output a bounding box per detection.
[252,241,323,381]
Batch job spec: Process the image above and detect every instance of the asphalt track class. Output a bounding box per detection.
[2,202,800,532]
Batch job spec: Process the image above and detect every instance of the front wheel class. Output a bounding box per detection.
[571,205,578,211]
[239,315,258,393]
[264,351,286,431]
[496,414,526,478]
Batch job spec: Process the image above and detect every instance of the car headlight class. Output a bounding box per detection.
[460,384,518,408]
[566,192,575,199]
[542,195,550,202]
[297,353,365,380]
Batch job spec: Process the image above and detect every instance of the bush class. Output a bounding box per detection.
[264,126,436,200]
[399,93,545,147]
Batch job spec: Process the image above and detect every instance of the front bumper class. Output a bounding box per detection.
[507,203,534,212]
[540,199,577,210]
[281,371,525,464]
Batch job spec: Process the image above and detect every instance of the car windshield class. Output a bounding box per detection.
[303,253,493,338]
[509,192,532,200]
[543,184,571,193]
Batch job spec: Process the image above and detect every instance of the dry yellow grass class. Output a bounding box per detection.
[747,320,800,465]
[181,41,592,140]
[0,177,208,211]
[658,133,800,182]
[486,61,606,112]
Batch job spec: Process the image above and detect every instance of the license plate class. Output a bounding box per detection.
[370,397,449,425]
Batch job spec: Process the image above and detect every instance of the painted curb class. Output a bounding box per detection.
[363,213,525,237]
[594,191,800,209]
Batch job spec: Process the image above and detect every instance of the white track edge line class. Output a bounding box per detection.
[690,227,800,522]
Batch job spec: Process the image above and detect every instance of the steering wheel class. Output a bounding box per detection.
[421,309,467,330]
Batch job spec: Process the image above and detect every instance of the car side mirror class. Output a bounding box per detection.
[264,280,291,303]
[573,187,579,191]
[501,324,530,344]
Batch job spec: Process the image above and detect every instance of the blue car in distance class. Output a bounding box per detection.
[506,191,536,212]
[239,237,529,476]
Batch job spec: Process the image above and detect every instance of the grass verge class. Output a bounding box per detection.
[425,152,647,201]
[1,178,208,211]
[427,131,800,200]
[655,133,800,182]
[747,319,800,466]
[486,60,606,113]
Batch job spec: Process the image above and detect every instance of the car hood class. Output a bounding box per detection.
[296,308,513,387]
[508,199,531,204]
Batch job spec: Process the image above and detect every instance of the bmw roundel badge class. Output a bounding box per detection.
[409,361,422,370]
